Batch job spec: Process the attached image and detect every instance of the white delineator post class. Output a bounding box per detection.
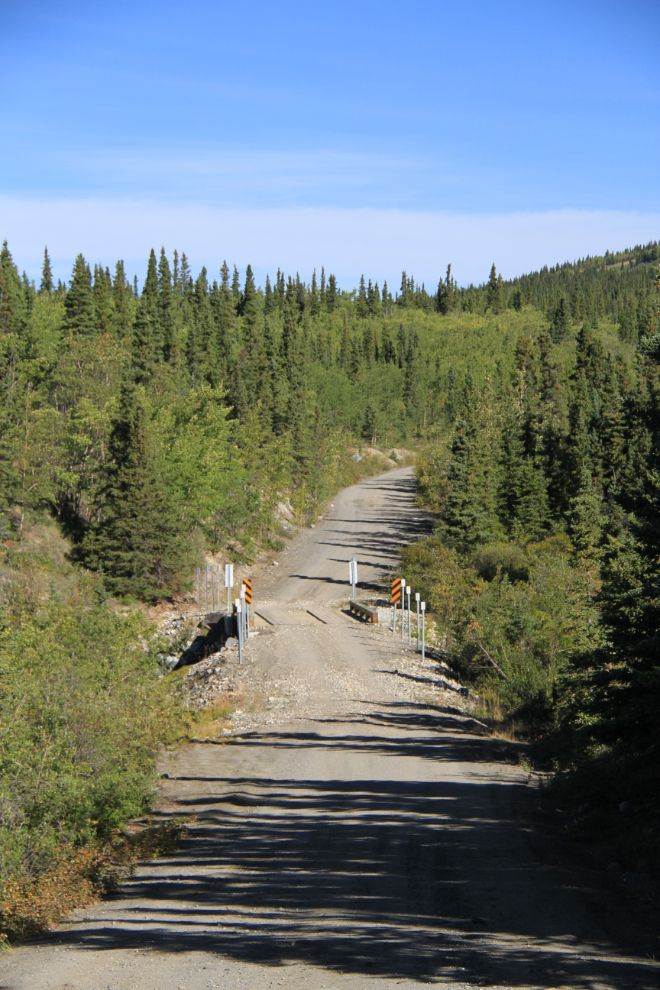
[415,593,420,653]
[349,558,358,601]
[400,579,406,639]
[225,563,234,614]
[236,598,243,664]
[240,584,248,641]
[421,602,426,661]
[407,586,412,646]
[196,567,201,611]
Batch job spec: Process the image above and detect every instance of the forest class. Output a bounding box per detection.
[0,236,659,939]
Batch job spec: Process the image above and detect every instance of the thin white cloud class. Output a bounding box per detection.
[1,197,658,288]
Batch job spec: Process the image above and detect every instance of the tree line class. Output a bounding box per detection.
[408,261,660,828]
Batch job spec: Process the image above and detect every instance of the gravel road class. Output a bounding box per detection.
[1,468,658,990]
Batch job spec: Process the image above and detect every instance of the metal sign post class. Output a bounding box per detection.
[415,592,420,652]
[421,602,426,661]
[391,578,401,633]
[225,563,234,614]
[211,566,215,610]
[196,568,201,610]
[407,586,412,646]
[349,558,358,601]
[400,580,406,639]
[244,578,252,637]
[205,566,209,611]
[236,598,243,664]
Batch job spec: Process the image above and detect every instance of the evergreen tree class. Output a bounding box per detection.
[239,264,257,317]
[131,302,157,384]
[64,254,94,335]
[0,241,28,337]
[382,280,390,312]
[112,260,133,339]
[93,265,115,335]
[437,264,454,315]
[362,402,378,443]
[264,274,274,315]
[40,247,53,294]
[180,253,192,301]
[80,381,189,599]
[515,459,550,540]
[356,275,368,318]
[550,297,570,342]
[231,265,241,309]
[486,264,500,312]
[158,248,173,359]
[441,421,482,548]
[142,248,159,310]
[494,274,504,314]
[567,466,603,570]
[326,274,337,312]
[172,249,181,300]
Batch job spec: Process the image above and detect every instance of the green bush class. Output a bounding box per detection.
[0,584,186,888]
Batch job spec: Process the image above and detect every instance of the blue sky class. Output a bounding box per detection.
[2,0,659,288]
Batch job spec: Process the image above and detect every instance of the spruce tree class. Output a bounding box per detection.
[158,248,174,359]
[81,381,189,599]
[326,274,337,312]
[131,302,157,384]
[64,254,94,334]
[112,260,132,340]
[143,248,159,309]
[382,280,390,312]
[436,264,453,315]
[567,466,602,570]
[231,265,241,309]
[93,265,115,335]
[356,275,368,318]
[264,274,274,314]
[40,247,53,294]
[239,264,256,316]
[310,270,321,317]
[0,241,28,336]
[180,253,192,301]
[486,264,499,311]
[495,273,504,314]
[550,297,570,342]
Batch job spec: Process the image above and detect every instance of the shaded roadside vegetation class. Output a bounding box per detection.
[402,266,660,872]
[0,552,190,943]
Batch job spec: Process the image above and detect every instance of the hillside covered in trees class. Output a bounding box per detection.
[2,239,657,598]
[1,236,659,932]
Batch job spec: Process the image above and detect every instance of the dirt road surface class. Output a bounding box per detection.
[2,468,658,990]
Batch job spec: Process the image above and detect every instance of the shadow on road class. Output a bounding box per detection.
[36,709,659,989]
